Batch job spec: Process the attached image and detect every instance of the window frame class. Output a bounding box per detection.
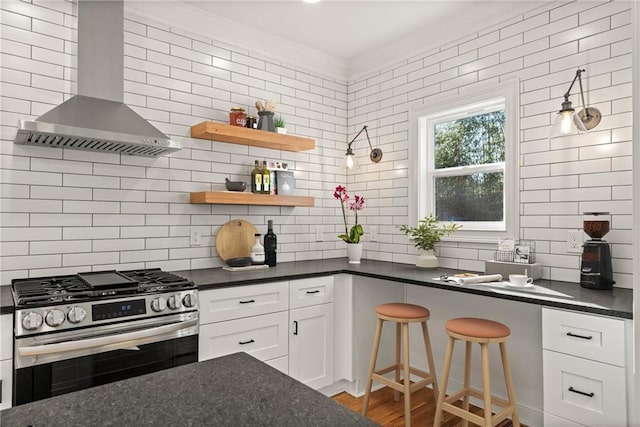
[408,80,520,244]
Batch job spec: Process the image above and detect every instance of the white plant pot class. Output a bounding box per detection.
[276,127,287,134]
[346,243,363,264]
[416,249,438,269]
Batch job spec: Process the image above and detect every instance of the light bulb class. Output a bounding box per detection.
[559,110,574,135]
[345,153,356,169]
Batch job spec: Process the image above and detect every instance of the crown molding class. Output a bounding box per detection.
[125,1,348,81]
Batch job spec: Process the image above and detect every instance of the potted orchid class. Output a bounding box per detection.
[333,185,365,263]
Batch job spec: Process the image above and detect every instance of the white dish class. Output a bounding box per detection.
[505,282,534,289]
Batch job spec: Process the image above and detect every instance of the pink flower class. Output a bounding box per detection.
[333,185,365,244]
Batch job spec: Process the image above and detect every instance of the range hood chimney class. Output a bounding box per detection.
[14,0,181,157]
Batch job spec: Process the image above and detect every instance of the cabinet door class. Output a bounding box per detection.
[543,350,626,426]
[0,359,11,410]
[289,303,334,390]
[199,311,288,362]
[199,281,288,324]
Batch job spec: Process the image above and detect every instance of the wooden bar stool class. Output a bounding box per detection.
[433,317,520,427]
[361,303,438,427]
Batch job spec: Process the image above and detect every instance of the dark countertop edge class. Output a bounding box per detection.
[1,259,633,319]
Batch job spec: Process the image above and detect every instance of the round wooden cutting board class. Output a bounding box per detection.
[215,219,258,261]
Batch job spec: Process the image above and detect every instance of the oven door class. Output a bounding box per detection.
[14,312,198,406]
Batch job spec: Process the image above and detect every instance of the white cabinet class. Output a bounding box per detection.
[199,311,289,363]
[290,302,334,389]
[198,277,336,390]
[542,308,627,426]
[198,282,289,372]
[288,277,334,389]
[199,281,288,324]
[1,314,12,410]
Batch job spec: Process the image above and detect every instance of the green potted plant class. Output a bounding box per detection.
[398,214,461,269]
[274,116,286,134]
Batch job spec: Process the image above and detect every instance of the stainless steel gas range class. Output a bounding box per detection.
[11,268,198,406]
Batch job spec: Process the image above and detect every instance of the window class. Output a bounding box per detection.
[409,81,519,242]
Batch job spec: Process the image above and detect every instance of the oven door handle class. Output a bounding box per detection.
[18,319,198,357]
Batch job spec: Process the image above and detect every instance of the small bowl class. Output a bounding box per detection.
[226,257,252,267]
[225,178,246,192]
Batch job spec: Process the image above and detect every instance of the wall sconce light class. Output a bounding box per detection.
[548,68,601,140]
[344,125,383,170]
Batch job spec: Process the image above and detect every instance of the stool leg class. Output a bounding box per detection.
[481,343,492,427]
[362,317,384,416]
[433,336,455,426]
[462,341,472,427]
[402,322,412,427]
[420,321,439,399]
[500,342,520,427]
[395,322,401,401]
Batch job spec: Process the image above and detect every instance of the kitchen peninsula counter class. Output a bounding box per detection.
[0,352,376,427]
[177,259,633,319]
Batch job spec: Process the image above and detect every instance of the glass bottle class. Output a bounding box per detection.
[251,160,262,193]
[250,233,265,264]
[261,160,270,194]
[264,220,277,267]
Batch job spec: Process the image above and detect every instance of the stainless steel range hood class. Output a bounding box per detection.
[14,0,181,157]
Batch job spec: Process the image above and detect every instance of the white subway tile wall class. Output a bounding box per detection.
[349,1,632,288]
[0,0,633,289]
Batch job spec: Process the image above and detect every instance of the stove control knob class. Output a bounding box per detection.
[22,312,43,331]
[167,294,182,310]
[182,293,197,308]
[151,297,167,312]
[67,306,87,324]
[45,309,66,327]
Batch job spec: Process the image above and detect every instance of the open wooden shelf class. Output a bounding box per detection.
[191,121,315,152]
[190,191,314,207]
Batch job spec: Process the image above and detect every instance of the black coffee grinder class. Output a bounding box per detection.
[580,212,615,289]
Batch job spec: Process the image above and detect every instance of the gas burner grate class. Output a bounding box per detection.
[12,275,94,306]
[120,268,194,293]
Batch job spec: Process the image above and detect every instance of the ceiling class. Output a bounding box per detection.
[129,0,561,79]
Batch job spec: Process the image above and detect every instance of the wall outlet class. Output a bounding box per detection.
[369,226,379,242]
[190,228,202,246]
[567,230,583,253]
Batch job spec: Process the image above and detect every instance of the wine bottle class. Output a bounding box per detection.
[264,219,277,267]
[261,160,270,194]
[251,160,262,193]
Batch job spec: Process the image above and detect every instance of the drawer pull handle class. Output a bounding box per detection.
[566,332,593,340]
[568,386,595,398]
[239,339,255,345]
[239,299,256,304]
[293,320,298,336]
[306,290,320,294]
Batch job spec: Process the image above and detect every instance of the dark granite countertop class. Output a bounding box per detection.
[1,259,632,319]
[175,259,633,319]
[0,352,377,427]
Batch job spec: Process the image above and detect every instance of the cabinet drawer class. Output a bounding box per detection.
[200,281,288,324]
[543,350,626,426]
[542,308,625,366]
[289,276,334,309]
[199,311,288,362]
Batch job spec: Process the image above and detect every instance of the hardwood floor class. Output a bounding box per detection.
[332,386,518,427]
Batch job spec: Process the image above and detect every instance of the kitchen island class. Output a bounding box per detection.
[0,352,376,426]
